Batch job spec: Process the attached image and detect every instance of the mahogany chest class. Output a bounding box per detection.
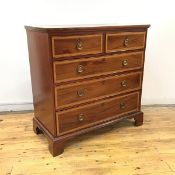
[25,24,150,156]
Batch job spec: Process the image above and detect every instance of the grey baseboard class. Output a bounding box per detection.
[0,102,34,113]
[142,104,175,107]
[0,103,175,115]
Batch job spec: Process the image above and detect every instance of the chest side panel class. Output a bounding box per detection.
[26,30,56,136]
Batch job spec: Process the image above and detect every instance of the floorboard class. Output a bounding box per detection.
[0,107,175,175]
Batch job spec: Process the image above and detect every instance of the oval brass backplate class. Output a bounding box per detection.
[77,89,85,97]
[121,80,127,87]
[76,39,83,51]
[78,113,85,122]
[77,64,84,73]
[124,36,129,47]
[120,102,126,109]
[122,59,128,66]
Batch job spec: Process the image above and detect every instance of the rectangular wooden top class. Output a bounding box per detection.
[25,24,150,33]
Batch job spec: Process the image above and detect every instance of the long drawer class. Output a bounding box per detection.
[53,51,144,83]
[52,34,103,58]
[55,72,142,109]
[106,32,145,53]
[56,92,139,134]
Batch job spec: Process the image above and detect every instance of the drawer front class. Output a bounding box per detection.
[55,72,142,109]
[54,52,143,83]
[106,32,145,53]
[56,92,139,134]
[52,34,103,58]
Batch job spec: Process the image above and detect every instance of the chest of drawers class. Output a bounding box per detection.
[25,24,150,156]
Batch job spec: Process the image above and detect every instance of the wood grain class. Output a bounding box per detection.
[106,32,146,52]
[0,106,175,175]
[25,25,150,156]
[53,51,144,83]
[52,34,103,58]
[26,30,56,136]
[25,24,150,33]
[55,72,142,109]
[56,92,140,134]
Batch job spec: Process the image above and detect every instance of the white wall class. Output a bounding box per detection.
[0,0,175,111]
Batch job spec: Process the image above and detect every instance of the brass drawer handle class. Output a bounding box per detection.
[77,89,85,97]
[120,102,126,109]
[121,80,127,87]
[122,59,128,66]
[78,113,85,122]
[76,39,83,51]
[124,37,129,47]
[77,64,84,73]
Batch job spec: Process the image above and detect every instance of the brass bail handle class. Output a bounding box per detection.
[120,102,125,109]
[121,80,127,87]
[78,113,85,122]
[76,39,83,50]
[124,36,129,47]
[77,64,84,73]
[77,89,85,97]
[122,59,128,66]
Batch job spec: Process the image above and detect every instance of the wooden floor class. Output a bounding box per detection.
[1,107,175,175]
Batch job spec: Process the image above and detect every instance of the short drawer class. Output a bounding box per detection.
[56,92,139,134]
[54,51,143,83]
[106,32,145,53]
[52,34,103,58]
[55,72,142,109]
